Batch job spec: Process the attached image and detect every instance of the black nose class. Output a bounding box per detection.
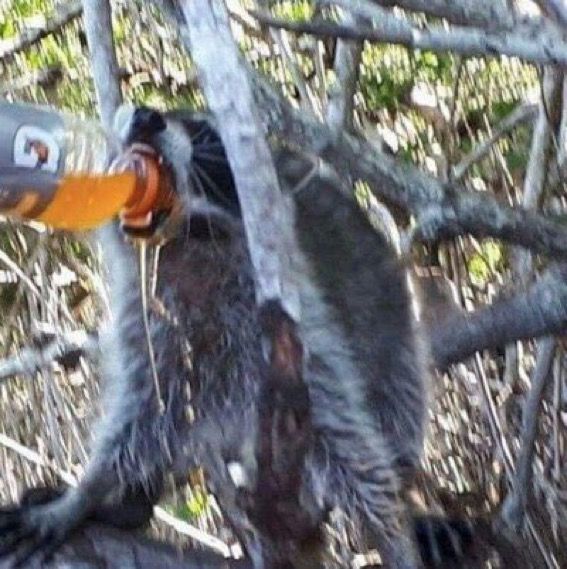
[131,107,167,140]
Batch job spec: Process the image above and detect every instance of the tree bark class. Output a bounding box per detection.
[431,265,567,371]
[81,0,122,128]
[0,524,250,569]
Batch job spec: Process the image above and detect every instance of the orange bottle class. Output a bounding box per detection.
[0,101,170,232]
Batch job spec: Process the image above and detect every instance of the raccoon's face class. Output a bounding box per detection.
[112,104,241,241]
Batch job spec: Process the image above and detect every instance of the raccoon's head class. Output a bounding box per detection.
[112,104,241,241]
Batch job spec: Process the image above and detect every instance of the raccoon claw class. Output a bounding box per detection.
[413,515,474,568]
[0,490,82,568]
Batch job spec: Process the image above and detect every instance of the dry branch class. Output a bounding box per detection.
[0,525,249,569]
[501,337,556,530]
[0,0,82,60]
[452,103,538,181]
[252,75,567,259]
[0,330,98,385]
[250,7,567,68]
[81,0,122,128]
[430,264,567,371]
[325,11,362,133]
[369,0,514,29]
[174,0,300,318]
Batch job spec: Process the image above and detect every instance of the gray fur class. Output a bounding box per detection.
[4,108,430,569]
[91,114,429,567]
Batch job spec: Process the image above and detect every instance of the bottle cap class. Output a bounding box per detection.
[110,143,176,236]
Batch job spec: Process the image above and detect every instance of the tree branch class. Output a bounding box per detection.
[0,524,250,569]
[81,0,122,128]
[251,73,567,259]
[173,0,300,319]
[430,265,567,371]
[250,6,567,68]
[0,331,98,385]
[451,103,538,181]
[501,337,556,531]
[0,0,82,60]
[368,0,514,29]
[325,11,363,133]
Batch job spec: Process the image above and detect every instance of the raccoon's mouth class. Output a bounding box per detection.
[121,196,240,243]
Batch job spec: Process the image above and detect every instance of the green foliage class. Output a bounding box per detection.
[0,0,53,38]
[467,241,504,286]
[171,488,210,522]
[413,50,453,83]
[359,45,412,112]
[359,45,454,114]
[0,18,17,39]
[272,0,314,21]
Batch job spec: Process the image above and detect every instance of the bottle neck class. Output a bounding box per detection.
[110,143,176,237]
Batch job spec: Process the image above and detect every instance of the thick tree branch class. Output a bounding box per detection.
[0,525,249,569]
[251,7,567,68]
[173,0,300,318]
[252,74,567,259]
[81,0,122,128]
[369,0,514,29]
[0,0,82,60]
[431,265,567,371]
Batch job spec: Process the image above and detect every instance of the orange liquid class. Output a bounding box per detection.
[37,171,137,230]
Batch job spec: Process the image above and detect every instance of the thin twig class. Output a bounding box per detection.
[0,331,99,384]
[452,103,538,181]
[153,507,234,557]
[0,249,60,323]
[501,338,556,530]
[474,354,559,569]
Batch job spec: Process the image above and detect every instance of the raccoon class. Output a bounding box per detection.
[0,106,469,568]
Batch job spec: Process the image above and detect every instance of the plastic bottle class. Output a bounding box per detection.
[0,100,169,231]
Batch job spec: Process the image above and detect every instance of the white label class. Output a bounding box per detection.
[13,125,60,173]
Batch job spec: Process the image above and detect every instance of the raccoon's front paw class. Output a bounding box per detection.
[0,487,86,568]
